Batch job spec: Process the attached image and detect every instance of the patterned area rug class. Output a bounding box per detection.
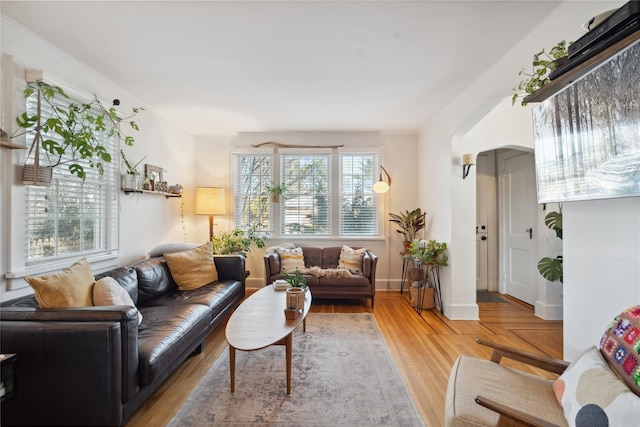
[168,313,424,426]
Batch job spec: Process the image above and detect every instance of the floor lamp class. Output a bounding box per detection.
[195,187,226,240]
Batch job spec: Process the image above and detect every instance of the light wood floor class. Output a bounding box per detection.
[126,291,563,427]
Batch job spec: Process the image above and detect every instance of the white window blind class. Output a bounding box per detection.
[234,154,272,232]
[25,89,119,263]
[281,154,331,236]
[234,149,381,238]
[339,154,378,235]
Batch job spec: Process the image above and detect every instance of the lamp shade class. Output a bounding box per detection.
[372,180,390,194]
[195,187,226,215]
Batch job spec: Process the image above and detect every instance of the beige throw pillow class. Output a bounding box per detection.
[338,245,366,275]
[93,276,143,325]
[278,247,306,274]
[25,258,95,308]
[164,243,218,290]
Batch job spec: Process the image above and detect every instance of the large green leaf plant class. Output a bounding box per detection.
[537,206,563,283]
[12,81,142,180]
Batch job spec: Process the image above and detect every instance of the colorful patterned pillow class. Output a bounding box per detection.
[599,305,640,398]
[338,245,367,275]
[278,247,306,274]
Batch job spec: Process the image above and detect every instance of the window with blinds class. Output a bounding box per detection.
[25,90,119,263]
[281,154,331,236]
[234,154,272,233]
[234,150,380,238]
[340,154,378,235]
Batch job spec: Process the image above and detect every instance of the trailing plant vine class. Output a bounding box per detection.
[512,40,571,106]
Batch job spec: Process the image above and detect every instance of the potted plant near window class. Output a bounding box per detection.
[210,226,266,257]
[389,208,427,252]
[265,182,286,203]
[10,80,142,184]
[120,150,146,191]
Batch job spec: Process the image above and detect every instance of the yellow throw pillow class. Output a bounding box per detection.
[338,245,367,275]
[25,258,95,308]
[164,243,218,290]
[278,247,306,273]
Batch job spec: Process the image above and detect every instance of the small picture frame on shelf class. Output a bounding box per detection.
[144,164,163,190]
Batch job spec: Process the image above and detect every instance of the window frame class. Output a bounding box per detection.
[232,146,385,240]
[5,80,120,283]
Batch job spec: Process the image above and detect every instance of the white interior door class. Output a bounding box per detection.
[501,151,537,304]
[476,154,489,290]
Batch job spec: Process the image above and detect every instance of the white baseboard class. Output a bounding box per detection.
[443,301,479,320]
[534,300,563,320]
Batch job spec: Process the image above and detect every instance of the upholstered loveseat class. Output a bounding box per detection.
[445,305,640,426]
[263,245,377,308]
[0,244,245,426]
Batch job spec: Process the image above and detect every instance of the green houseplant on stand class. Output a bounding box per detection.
[389,208,427,252]
[408,239,448,312]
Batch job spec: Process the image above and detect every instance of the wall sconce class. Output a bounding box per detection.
[462,154,475,179]
[372,165,392,194]
[195,187,226,239]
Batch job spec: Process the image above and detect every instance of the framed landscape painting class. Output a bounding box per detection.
[533,39,640,203]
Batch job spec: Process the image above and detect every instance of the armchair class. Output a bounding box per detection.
[445,306,640,427]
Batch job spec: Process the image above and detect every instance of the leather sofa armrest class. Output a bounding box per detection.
[264,252,281,286]
[214,255,246,285]
[364,250,378,284]
[0,306,139,426]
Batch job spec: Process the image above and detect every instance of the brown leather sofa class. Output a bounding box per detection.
[0,253,245,426]
[263,246,377,308]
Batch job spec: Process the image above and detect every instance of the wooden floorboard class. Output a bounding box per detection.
[125,290,563,427]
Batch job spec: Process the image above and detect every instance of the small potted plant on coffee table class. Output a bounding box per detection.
[284,268,308,319]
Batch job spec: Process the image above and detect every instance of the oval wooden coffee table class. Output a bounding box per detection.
[225,285,312,394]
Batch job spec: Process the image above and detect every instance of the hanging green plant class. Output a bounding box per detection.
[512,40,571,106]
[11,81,143,180]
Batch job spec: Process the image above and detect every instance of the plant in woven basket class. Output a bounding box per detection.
[11,81,143,181]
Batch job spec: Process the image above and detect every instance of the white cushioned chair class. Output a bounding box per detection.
[445,305,640,427]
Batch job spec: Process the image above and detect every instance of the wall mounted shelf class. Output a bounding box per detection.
[524,30,640,104]
[122,189,182,199]
[0,139,26,149]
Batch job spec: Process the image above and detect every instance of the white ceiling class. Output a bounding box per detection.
[1,1,564,135]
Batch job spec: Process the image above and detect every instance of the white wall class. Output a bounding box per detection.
[417,1,622,323]
[563,198,640,360]
[195,131,418,289]
[464,99,564,320]
[1,17,197,301]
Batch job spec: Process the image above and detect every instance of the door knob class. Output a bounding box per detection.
[481,236,487,241]
[526,228,533,239]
